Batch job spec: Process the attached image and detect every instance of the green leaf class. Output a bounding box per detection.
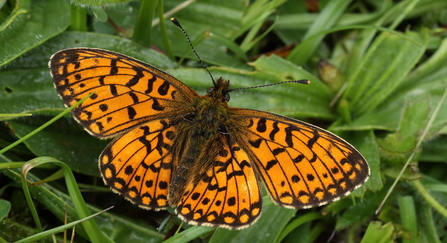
[343,31,426,117]
[8,117,106,176]
[0,200,11,222]
[0,0,70,66]
[248,55,334,119]
[360,221,395,243]
[376,96,430,155]
[333,78,447,133]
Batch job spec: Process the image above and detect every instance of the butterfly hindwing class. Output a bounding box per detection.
[100,118,177,209]
[176,134,262,229]
[230,109,369,209]
[49,48,198,138]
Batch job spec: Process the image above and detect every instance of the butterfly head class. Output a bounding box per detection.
[206,77,231,102]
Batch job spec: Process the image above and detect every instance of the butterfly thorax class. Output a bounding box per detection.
[189,79,231,135]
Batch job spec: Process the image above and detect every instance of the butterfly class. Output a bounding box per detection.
[50,47,369,229]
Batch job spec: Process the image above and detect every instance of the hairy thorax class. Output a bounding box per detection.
[189,96,229,137]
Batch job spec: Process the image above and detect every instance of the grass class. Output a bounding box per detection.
[1,0,447,242]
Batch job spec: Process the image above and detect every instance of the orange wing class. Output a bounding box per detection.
[176,134,262,229]
[229,109,369,209]
[49,48,198,138]
[100,118,178,209]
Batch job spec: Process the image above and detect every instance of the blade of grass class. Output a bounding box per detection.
[163,226,214,243]
[70,4,87,31]
[21,157,113,243]
[276,211,324,243]
[412,180,447,218]
[132,0,157,46]
[287,0,352,65]
[344,30,426,116]
[0,113,33,121]
[15,206,113,243]
[240,16,278,53]
[403,36,447,88]
[211,33,248,62]
[151,0,196,27]
[1,166,164,242]
[157,0,175,61]
[0,94,92,155]
[398,196,418,243]
[417,195,441,243]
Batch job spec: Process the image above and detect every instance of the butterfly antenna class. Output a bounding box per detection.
[171,18,216,86]
[227,80,310,92]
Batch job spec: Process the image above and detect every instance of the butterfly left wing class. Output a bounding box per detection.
[229,108,369,209]
[176,134,263,229]
[99,118,177,210]
[50,48,199,138]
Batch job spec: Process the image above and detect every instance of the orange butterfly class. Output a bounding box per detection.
[50,47,369,229]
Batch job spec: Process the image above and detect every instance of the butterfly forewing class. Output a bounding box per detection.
[49,48,198,138]
[230,109,369,208]
[176,134,262,229]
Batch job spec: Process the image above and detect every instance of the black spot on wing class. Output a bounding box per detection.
[256,118,267,133]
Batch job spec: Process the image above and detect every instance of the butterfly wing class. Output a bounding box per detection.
[100,118,178,209]
[49,48,198,138]
[176,134,263,229]
[230,108,369,209]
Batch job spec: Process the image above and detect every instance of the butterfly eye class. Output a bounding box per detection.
[224,92,230,102]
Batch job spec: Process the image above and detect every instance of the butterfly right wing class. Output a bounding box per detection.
[50,48,199,138]
[229,108,369,209]
[100,118,177,209]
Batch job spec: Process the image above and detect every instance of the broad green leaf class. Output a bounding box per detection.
[8,117,106,176]
[343,31,426,117]
[249,55,334,119]
[0,0,70,66]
